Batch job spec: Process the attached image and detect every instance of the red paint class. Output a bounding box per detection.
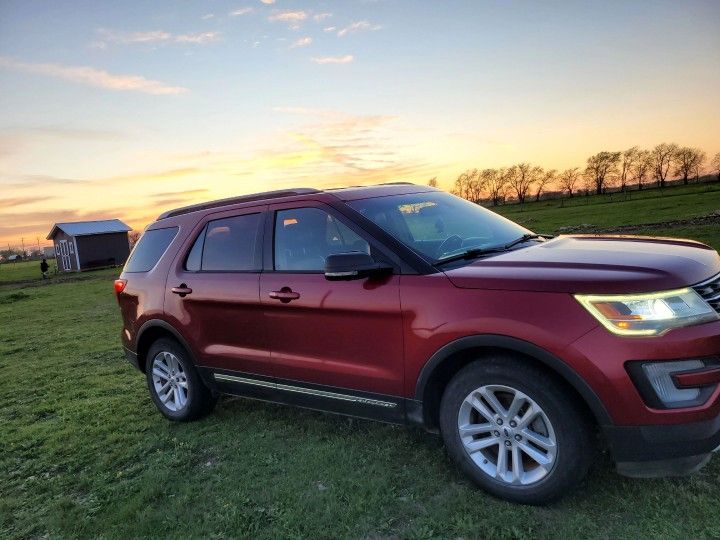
[116,185,720,437]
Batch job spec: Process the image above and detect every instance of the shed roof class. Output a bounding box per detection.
[47,219,131,240]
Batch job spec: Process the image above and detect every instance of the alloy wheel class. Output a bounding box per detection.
[457,384,558,485]
[151,351,189,412]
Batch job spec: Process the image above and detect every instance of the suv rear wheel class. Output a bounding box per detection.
[439,357,593,504]
[146,338,217,421]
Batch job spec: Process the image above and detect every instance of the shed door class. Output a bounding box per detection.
[57,240,71,271]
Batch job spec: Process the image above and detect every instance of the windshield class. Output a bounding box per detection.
[347,191,532,262]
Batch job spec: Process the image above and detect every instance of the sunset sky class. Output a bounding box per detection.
[1,0,719,247]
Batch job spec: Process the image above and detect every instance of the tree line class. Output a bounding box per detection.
[447,144,720,205]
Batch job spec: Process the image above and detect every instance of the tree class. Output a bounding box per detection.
[427,177,438,188]
[558,167,580,197]
[535,169,556,201]
[674,147,705,184]
[712,153,720,181]
[632,149,652,190]
[128,231,141,248]
[507,163,541,204]
[480,168,507,206]
[619,146,639,192]
[651,142,679,188]
[452,169,485,203]
[585,151,621,195]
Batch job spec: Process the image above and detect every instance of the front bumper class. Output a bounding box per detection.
[603,412,720,477]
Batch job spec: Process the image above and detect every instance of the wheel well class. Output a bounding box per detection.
[136,326,180,372]
[420,346,598,432]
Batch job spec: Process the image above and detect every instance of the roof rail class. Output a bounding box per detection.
[157,188,320,220]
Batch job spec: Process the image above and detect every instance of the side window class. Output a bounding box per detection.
[125,227,178,273]
[186,213,261,272]
[274,208,370,271]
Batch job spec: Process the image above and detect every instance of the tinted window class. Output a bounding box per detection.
[274,208,370,271]
[124,227,178,272]
[199,214,261,271]
[184,225,206,271]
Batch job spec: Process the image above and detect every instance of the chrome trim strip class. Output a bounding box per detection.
[213,373,398,408]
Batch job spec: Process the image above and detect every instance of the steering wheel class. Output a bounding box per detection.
[436,235,463,258]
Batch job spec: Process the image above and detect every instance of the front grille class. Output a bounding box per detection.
[692,273,720,314]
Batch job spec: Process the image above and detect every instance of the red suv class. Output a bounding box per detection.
[115,184,720,504]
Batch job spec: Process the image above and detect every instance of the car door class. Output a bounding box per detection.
[164,205,272,380]
[260,200,405,405]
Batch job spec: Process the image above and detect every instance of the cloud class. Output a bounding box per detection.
[323,27,336,33]
[268,10,308,23]
[95,28,222,47]
[290,37,313,48]
[201,13,214,20]
[337,20,382,37]
[260,0,275,3]
[314,13,332,22]
[97,29,172,44]
[311,55,354,65]
[152,189,209,199]
[175,32,221,44]
[230,7,253,16]
[0,57,187,95]
[0,196,56,210]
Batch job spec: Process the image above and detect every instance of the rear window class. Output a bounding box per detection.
[124,227,178,273]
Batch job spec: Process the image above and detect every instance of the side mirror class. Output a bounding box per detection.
[324,252,393,281]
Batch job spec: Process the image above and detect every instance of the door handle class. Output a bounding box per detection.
[269,287,300,303]
[171,284,193,297]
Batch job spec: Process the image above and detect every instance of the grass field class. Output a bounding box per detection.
[2,183,720,539]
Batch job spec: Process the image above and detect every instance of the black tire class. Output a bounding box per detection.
[145,338,217,422]
[439,356,593,504]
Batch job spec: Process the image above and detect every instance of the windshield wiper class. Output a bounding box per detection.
[436,233,552,266]
[435,246,508,265]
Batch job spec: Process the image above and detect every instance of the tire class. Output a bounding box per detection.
[145,338,217,422]
[439,356,593,504]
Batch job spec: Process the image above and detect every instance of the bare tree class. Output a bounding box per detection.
[535,169,556,201]
[632,149,652,190]
[480,168,507,206]
[507,163,541,204]
[585,151,621,195]
[558,167,580,197]
[712,153,720,181]
[619,146,639,192]
[427,177,438,188]
[128,231,141,248]
[674,147,705,184]
[452,169,485,202]
[651,142,679,187]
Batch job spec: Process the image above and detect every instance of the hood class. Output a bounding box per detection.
[444,235,720,294]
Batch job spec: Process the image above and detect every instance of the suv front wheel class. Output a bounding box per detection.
[146,338,217,421]
[439,357,593,504]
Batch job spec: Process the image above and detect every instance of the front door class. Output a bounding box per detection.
[164,206,271,378]
[260,202,405,400]
[57,240,71,271]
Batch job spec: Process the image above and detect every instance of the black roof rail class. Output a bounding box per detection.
[157,188,319,219]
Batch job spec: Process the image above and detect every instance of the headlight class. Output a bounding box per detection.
[575,288,718,336]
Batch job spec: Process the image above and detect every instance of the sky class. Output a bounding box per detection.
[0,0,719,248]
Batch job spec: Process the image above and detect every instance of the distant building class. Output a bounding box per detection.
[46,219,131,272]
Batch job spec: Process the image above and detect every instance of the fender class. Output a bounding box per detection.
[135,319,200,369]
[414,334,613,425]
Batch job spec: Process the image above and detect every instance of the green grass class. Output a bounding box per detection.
[0,260,53,284]
[2,186,720,538]
[494,182,720,235]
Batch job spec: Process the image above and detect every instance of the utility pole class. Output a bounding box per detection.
[21,238,25,258]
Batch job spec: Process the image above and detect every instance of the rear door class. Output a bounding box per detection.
[260,200,405,405]
[164,205,271,379]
